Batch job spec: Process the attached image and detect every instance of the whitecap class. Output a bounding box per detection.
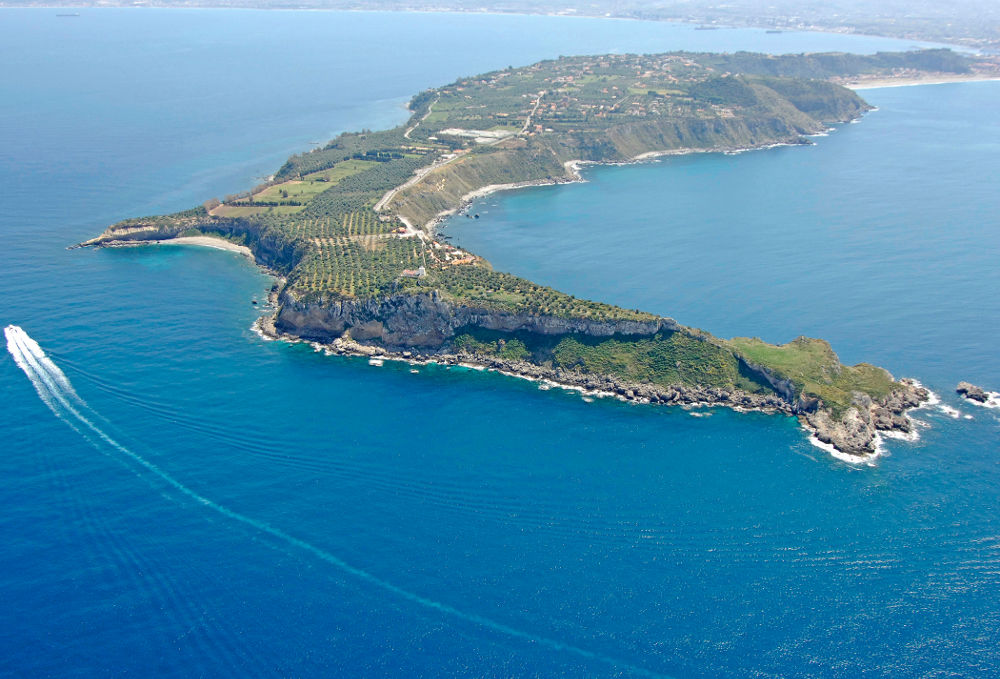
[882,428,919,442]
[808,434,881,467]
[961,391,1000,409]
[906,379,941,410]
[937,404,961,419]
[250,321,276,341]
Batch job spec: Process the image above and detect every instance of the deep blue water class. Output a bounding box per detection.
[2,8,998,678]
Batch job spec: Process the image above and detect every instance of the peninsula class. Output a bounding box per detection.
[81,49,994,458]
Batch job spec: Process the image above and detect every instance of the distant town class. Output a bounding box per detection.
[6,0,999,51]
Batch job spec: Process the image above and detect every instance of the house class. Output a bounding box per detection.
[401,266,426,278]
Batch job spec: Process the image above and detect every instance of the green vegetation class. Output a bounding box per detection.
[89,49,964,420]
[431,266,656,321]
[553,332,768,391]
[692,49,972,80]
[393,146,566,227]
[727,336,898,415]
[213,204,304,217]
[449,328,769,393]
[287,212,420,299]
[257,163,375,203]
[302,155,427,217]
[453,334,531,360]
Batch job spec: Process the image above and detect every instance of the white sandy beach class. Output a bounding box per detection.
[844,75,1000,90]
[152,236,254,259]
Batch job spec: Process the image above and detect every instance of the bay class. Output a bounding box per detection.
[1,8,997,678]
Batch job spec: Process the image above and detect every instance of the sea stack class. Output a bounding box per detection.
[956,381,989,403]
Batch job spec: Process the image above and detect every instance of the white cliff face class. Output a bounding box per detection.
[274,290,677,349]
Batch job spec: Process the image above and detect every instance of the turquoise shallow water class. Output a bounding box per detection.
[1,8,998,678]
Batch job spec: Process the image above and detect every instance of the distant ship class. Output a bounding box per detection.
[694,25,720,30]
[56,13,80,17]
[766,29,784,34]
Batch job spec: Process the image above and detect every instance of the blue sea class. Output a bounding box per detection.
[2,8,998,678]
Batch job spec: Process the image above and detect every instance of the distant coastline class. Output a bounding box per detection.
[4,2,995,53]
[843,74,1000,89]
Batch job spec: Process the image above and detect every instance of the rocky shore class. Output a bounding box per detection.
[82,230,930,463]
[802,381,929,457]
[257,303,929,461]
[956,381,999,408]
[956,381,988,403]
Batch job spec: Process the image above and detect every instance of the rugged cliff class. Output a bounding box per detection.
[275,289,675,348]
[269,287,925,457]
[80,49,950,459]
[392,76,870,229]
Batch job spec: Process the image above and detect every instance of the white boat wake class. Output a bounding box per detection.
[3,324,668,678]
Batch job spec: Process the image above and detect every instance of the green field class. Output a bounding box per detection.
[213,204,304,217]
[90,49,967,424]
[223,158,385,217]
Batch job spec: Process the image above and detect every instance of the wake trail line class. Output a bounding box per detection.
[3,324,671,679]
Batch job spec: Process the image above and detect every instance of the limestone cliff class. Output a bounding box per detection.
[275,289,676,348]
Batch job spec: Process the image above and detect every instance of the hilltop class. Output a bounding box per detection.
[77,49,977,457]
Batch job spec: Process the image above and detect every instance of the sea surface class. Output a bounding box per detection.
[1,8,998,678]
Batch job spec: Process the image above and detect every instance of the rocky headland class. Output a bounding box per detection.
[81,49,958,461]
[262,286,928,459]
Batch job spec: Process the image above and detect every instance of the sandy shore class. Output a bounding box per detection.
[424,141,807,236]
[843,75,1000,90]
[149,236,254,259]
[632,147,710,161]
[423,166,585,236]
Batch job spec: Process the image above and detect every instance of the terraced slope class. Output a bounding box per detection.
[81,50,957,455]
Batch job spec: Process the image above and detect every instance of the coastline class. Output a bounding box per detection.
[426,140,812,237]
[80,139,931,463]
[81,127,934,464]
[88,234,256,259]
[7,5,985,55]
[421,162,587,237]
[252,296,928,463]
[843,75,1000,90]
[151,235,254,257]
[253,310,797,412]
[79,76,933,463]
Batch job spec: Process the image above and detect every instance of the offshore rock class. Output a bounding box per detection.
[956,381,988,403]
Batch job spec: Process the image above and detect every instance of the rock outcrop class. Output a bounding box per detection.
[268,295,931,459]
[803,381,928,455]
[275,289,677,349]
[956,381,989,403]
